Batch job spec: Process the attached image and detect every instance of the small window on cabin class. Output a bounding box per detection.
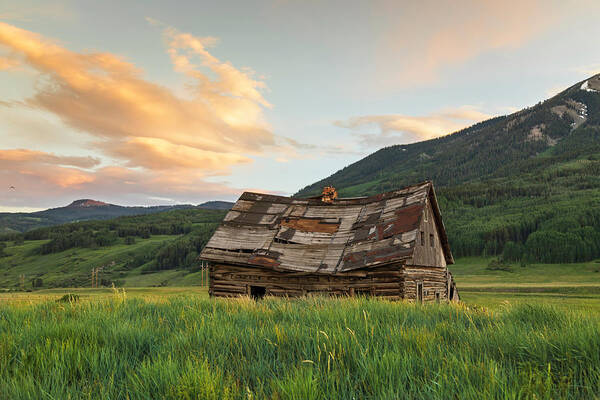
[420,231,425,246]
[430,233,435,247]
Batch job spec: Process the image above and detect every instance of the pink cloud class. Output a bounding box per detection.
[0,21,286,206]
[373,0,597,88]
[335,106,493,147]
[0,21,274,164]
[0,151,253,208]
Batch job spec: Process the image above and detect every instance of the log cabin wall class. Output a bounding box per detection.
[401,265,449,302]
[209,263,405,300]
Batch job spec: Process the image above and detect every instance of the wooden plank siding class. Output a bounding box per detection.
[209,262,456,302]
[209,263,405,300]
[411,199,447,268]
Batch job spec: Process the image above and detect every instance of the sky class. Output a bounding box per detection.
[1,0,599,211]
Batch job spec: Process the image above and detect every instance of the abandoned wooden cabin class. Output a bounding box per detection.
[199,181,459,302]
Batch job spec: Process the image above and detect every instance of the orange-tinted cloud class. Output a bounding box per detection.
[102,137,251,172]
[0,21,291,205]
[0,149,96,189]
[0,149,100,169]
[0,21,273,172]
[374,0,592,87]
[0,152,261,209]
[0,55,19,70]
[335,106,492,147]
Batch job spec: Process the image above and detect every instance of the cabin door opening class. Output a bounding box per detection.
[449,284,455,301]
[416,282,423,303]
[250,286,266,300]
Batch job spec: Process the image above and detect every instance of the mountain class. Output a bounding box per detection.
[66,199,110,208]
[0,199,233,233]
[297,74,600,263]
[198,201,235,210]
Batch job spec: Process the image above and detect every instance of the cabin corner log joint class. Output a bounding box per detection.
[200,181,459,302]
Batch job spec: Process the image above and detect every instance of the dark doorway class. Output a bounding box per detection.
[250,286,266,300]
[416,282,423,303]
[449,284,455,301]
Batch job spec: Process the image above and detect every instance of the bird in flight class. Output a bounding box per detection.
[9,186,15,190]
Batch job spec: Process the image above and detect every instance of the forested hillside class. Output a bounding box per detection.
[297,74,600,263]
[0,208,226,289]
[0,200,233,234]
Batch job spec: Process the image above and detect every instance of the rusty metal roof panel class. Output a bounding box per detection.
[200,181,454,271]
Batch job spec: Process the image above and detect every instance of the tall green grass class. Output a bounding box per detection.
[1,297,599,399]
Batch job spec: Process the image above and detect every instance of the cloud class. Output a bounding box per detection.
[100,137,251,172]
[573,64,600,76]
[0,21,275,165]
[374,0,588,87]
[0,106,93,151]
[0,21,289,205]
[0,55,19,70]
[0,149,100,169]
[0,150,256,208]
[335,106,492,148]
[0,149,97,189]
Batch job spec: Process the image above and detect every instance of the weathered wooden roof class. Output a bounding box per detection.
[200,181,453,273]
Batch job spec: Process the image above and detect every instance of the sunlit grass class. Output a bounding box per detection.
[0,295,598,399]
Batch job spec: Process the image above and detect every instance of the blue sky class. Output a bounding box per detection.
[1,0,599,211]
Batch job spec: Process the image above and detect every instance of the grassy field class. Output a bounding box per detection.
[0,286,208,304]
[1,256,600,398]
[450,257,600,289]
[450,257,600,313]
[0,295,599,399]
[449,257,600,313]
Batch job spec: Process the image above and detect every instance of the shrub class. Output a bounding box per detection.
[486,258,513,272]
[56,293,80,303]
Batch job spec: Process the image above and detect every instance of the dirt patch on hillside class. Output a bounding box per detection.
[527,124,557,146]
[528,124,545,140]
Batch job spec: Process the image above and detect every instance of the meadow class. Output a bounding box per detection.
[1,293,599,399]
[1,256,600,399]
[450,257,600,312]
